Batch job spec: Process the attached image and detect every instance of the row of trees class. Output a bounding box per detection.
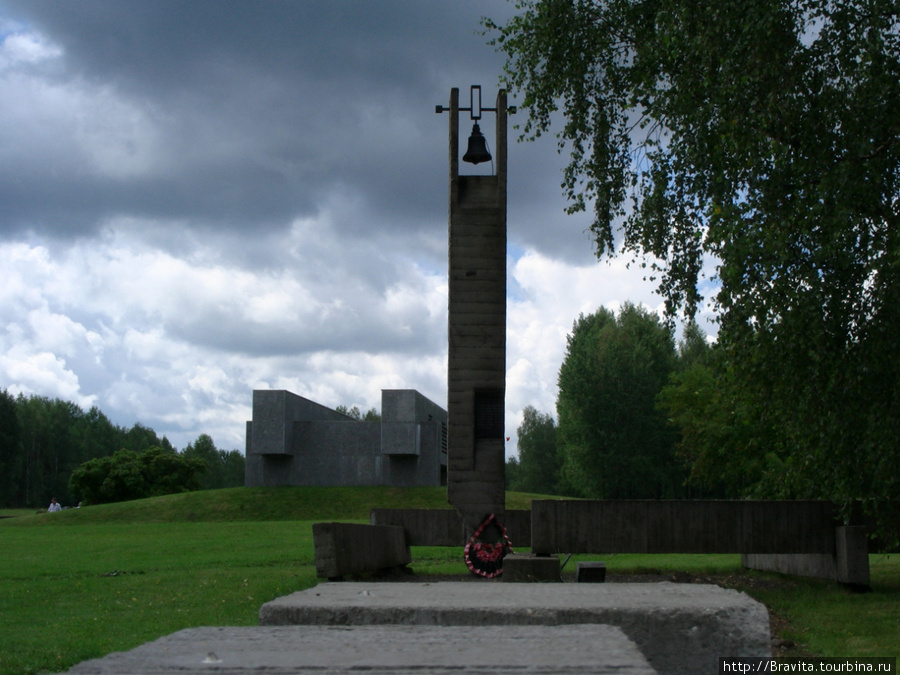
[511,297,896,544]
[491,0,899,543]
[507,303,707,499]
[510,299,897,541]
[0,391,244,508]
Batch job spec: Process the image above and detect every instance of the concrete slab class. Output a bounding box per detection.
[259,581,770,675]
[57,624,657,674]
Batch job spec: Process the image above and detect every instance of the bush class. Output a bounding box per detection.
[69,447,205,505]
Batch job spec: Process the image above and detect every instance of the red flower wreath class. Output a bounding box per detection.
[464,513,513,578]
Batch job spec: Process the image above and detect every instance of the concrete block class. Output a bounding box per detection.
[836,526,870,587]
[312,523,410,579]
[249,390,349,458]
[576,561,607,583]
[502,554,560,582]
[57,624,657,674]
[448,166,507,533]
[380,421,420,456]
[259,581,770,675]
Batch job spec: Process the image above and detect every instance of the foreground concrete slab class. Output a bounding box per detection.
[259,581,770,675]
[58,624,656,674]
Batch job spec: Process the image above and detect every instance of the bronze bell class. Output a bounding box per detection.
[462,123,492,165]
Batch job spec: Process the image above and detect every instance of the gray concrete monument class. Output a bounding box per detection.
[441,86,510,537]
[245,389,447,488]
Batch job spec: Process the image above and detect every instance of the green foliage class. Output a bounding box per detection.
[1,393,239,509]
[487,0,900,537]
[674,320,710,369]
[556,303,683,498]
[183,434,246,490]
[220,448,246,488]
[122,422,164,454]
[505,455,520,490]
[510,406,560,494]
[487,0,900,320]
[658,330,770,498]
[335,404,381,421]
[68,447,204,505]
[0,390,22,507]
[10,394,124,508]
[658,354,767,497]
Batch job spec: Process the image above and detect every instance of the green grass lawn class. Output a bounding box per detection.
[0,509,35,518]
[1,487,897,674]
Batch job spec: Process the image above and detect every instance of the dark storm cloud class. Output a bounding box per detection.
[0,0,523,245]
[6,1,459,94]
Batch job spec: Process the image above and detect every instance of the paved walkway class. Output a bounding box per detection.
[61,624,657,674]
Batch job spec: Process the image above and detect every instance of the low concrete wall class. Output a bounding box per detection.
[373,501,868,586]
[743,526,870,586]
[531,499,869,587]
[370,508,531,547]
[531,500,837,555]
[370,508,462,546]
[312,523,410,580]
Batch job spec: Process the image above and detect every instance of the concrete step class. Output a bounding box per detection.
[59,624,657,674]
[259,581,771,675]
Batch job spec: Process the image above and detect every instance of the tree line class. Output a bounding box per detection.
[507,303,705,499]
[0,391,244,509]
[509,297,899,547]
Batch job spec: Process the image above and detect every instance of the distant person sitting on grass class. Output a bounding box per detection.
[48,498,61,513]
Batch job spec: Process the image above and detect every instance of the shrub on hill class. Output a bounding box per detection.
[69,446,205,505]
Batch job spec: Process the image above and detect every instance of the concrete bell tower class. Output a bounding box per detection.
[438,86,510,537]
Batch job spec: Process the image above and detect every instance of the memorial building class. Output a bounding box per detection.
[245,389,447,488]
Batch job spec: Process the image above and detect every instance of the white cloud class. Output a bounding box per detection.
[0,227,453,451]
[0,348,95,409]
[0,234,698,458]
[0,24,62,69]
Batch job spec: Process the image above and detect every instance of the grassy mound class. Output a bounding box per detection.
[3,486,551,526]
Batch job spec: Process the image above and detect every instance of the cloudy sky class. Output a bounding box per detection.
[0,0,715,456]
